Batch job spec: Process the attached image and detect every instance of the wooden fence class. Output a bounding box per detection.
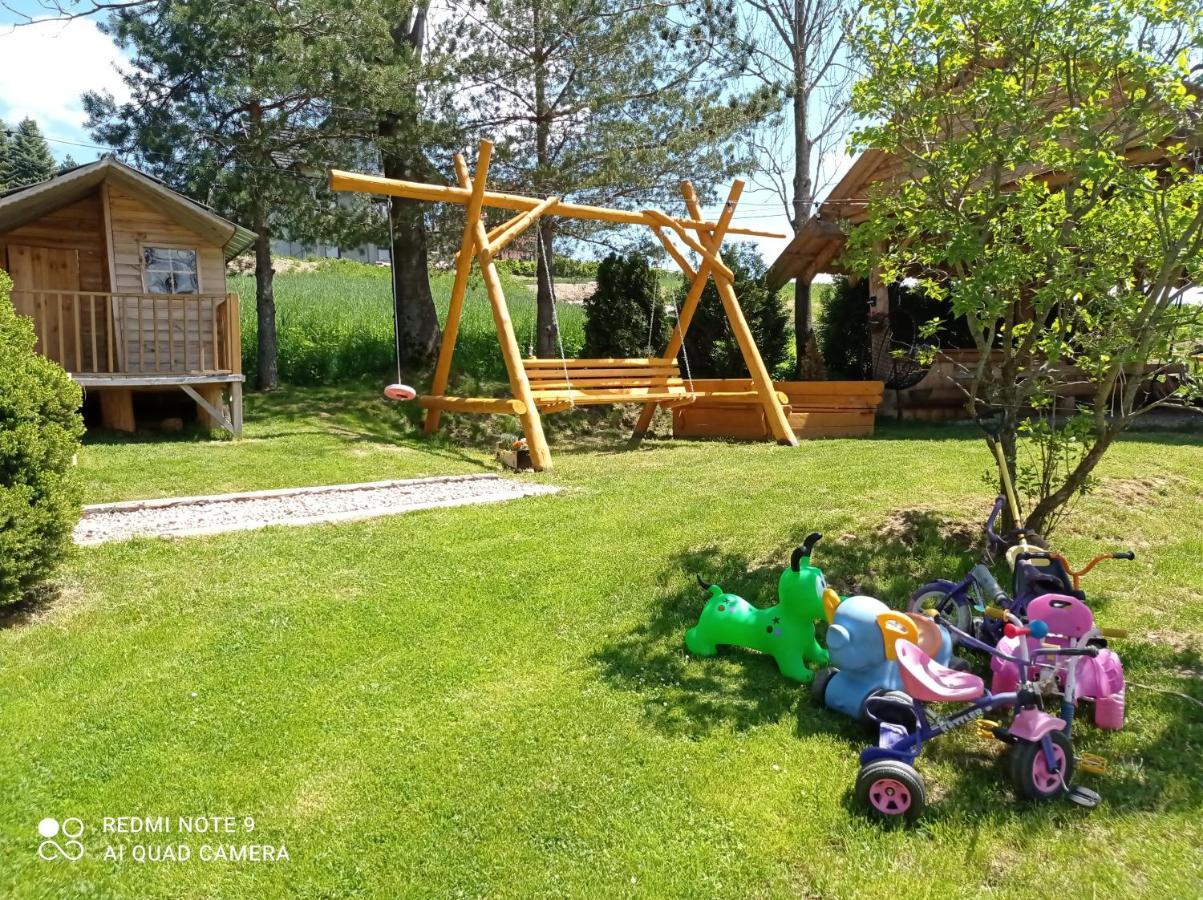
[11,290,240,376]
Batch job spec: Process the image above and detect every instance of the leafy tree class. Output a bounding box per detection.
[458,0,774,357]
[681,0,863,373]
[846,0,1203,535]
[83,1,389,390]
[0,271,84,606]
[678,243,791,378]
[6,118,56,188]
[581,253,669,358]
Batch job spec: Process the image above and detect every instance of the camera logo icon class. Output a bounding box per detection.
[37,818,85,861]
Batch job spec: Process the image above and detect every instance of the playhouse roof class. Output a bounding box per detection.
[0,157,256,260]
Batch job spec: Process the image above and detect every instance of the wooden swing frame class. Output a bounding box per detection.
[330,139,798,471]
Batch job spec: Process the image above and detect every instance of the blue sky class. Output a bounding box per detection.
[0,1,813,260]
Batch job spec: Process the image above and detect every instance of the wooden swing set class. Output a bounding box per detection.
[330,139,798,471]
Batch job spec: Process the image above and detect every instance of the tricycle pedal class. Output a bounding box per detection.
[1077,752,1108,775]
[975,719,1002,741]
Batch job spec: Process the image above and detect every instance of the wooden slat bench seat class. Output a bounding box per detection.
[522,358,781,409]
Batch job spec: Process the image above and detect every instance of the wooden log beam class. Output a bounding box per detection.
[642,209,734,282]
[631,180,742,440]
[424,151,490,434]
[417,395,529,416]
[486,196,559,260]
[649,226,697,282]
[329,169,784,240]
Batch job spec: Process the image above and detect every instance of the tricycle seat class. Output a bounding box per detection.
[897,640,984,703]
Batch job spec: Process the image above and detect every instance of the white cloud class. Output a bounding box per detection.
[0,18,129,154]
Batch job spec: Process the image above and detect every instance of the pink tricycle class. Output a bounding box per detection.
[991,586,1128,731]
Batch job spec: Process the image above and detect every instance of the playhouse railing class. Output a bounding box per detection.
[11,289,240,377]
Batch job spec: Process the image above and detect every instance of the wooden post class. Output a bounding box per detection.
[231,381,244,437]
[681,184,796,446]
[631,181,741,439]
[195,383,226,430]
[423,151,489,434]
[99,389,136,433]
[465,142,553,470]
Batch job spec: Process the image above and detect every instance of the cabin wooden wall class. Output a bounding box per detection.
[0,192,111,369]
[107,185,226,294]
[0,192,109,291]
[106,185,229,373]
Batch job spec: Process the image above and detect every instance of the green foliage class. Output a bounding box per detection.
[0,119,10,191]
[4,118,55,189]
[846,0,1203,533]
[817,276,871,379]
[0,271,84,605]
[678,244,791,378]
[230,261,584,385]
[495,257,599,280]
[581,254,669,358]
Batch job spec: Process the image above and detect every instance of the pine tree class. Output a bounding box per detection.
[84,2,395,390]
[7,119,55,188]
[0,121,10,190]
[582,254,669,359]
[57,154,79,174]
[460,0,775,357]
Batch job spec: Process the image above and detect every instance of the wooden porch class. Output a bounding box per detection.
[12,288,244,435]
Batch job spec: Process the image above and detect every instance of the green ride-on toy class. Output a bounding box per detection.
[684,533,834,683]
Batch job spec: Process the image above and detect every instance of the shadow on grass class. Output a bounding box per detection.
[593,513,982,740]
[0,582,65,630]
[593,507,1203,817]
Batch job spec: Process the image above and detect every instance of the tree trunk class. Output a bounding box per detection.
[377,4,440,370]
[791,33,814,376]
[382,150,441,367]
[535,218,558,357]
[794,278,811,378]
[1024,428,1117,535]
[253,216,279,391]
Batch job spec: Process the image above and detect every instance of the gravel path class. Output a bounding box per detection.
[75,474,559,545]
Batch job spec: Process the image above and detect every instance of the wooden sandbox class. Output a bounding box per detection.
[672,380,884,440]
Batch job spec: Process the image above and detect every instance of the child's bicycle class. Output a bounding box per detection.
[854,608,1103,822]
[906,496,1133,645]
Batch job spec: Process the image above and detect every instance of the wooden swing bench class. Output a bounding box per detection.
[419,358,781,415]
[331,139,798,471]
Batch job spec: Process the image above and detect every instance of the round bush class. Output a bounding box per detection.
[677,243,791,378]
[582,253,669,358]
[0,270,84,605]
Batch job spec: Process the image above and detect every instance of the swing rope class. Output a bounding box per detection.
[536,230,575,407]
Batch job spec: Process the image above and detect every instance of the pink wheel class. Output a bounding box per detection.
[383,383,416,402]
[855,760,927,821]
[1010,730,1075,801]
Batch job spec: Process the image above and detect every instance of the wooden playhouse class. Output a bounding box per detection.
[0,158,254,434]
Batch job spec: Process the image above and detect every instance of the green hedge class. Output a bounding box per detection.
[0,270,84,605]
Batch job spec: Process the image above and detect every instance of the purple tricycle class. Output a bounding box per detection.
[854,609,1102,821]
[907,496,1134,646]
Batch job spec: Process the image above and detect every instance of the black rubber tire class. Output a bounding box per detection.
[855,760,927,822]
[811,667,837,707]
[948,655,973,672]
[1009,730,1075,802]
[909,583,973,635]
[862,690,918,731]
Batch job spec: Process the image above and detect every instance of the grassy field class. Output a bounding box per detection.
[230,260,586,386]
[2,389,1201,897]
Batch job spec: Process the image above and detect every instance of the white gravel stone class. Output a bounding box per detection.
[75,474,559,545]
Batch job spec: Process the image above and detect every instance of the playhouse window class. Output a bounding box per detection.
[143,247,199,294]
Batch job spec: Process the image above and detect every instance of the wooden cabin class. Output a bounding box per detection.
[0,158,254,434]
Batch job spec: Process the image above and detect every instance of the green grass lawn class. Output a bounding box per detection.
[3,394,1202,897]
